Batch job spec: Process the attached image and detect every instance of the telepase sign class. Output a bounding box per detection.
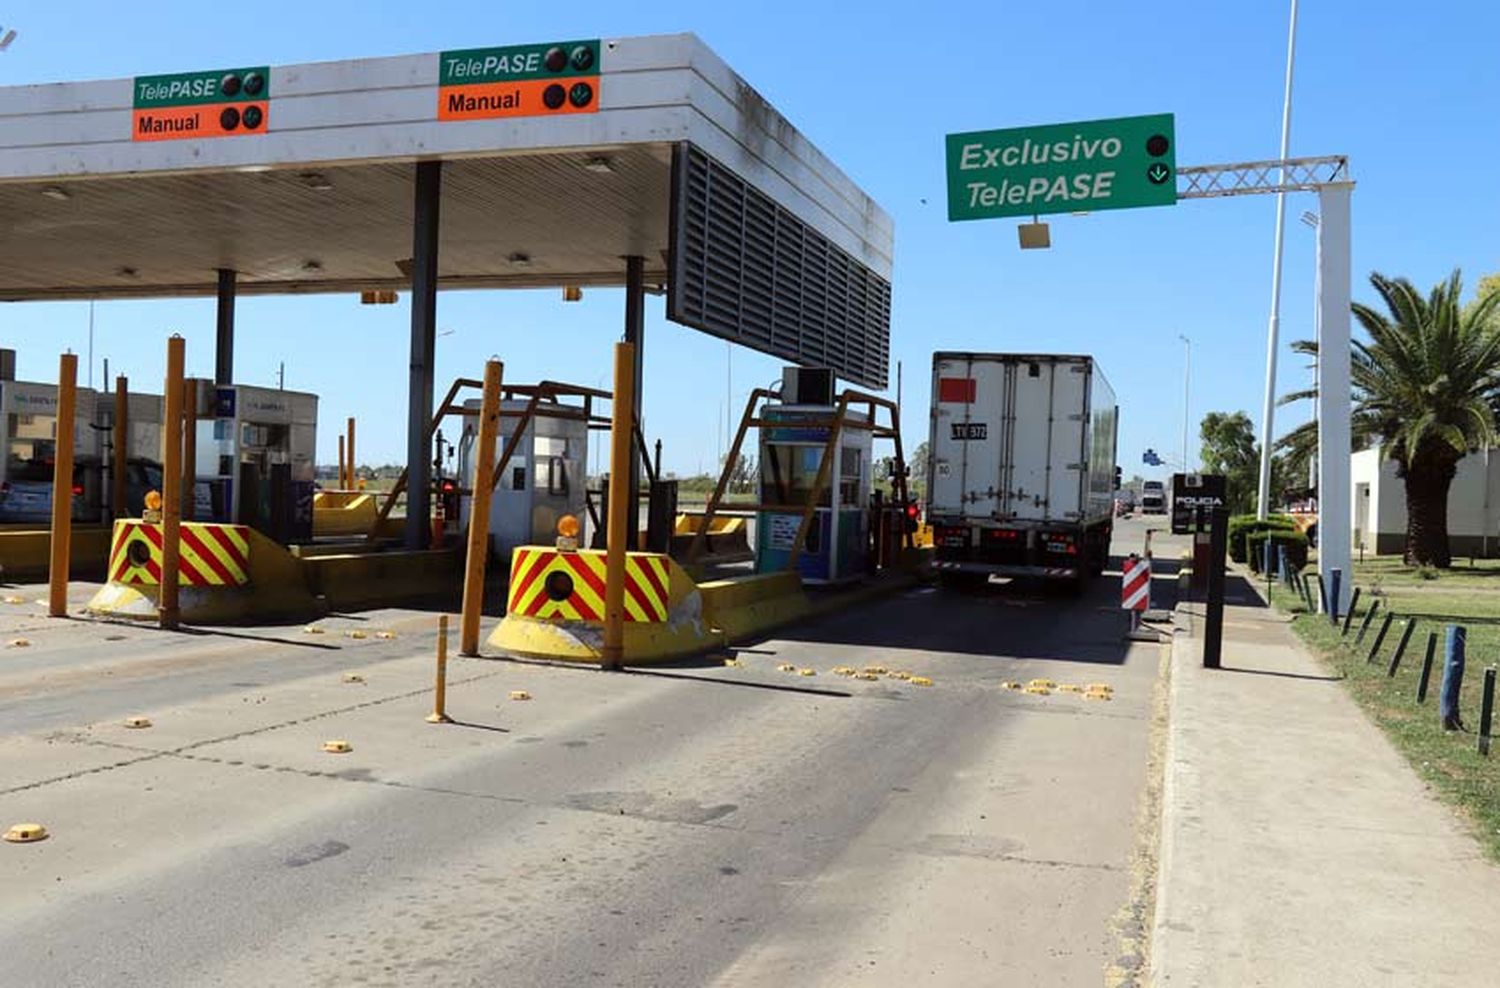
[945,113,1176,221]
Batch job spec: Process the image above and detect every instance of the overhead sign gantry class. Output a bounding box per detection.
[0,33,895,549]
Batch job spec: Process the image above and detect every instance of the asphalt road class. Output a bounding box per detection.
[0,516,1181,987]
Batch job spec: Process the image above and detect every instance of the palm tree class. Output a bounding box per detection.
[1278,270,1500,567]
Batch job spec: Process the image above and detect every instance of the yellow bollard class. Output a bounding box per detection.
[346,416,356,490]
[111,375,128,521]
[601,342,636,670]
[47,353,78,618]
[181,378,197,521]
[427,614,452,724]
[459,360,502,656]
[159,336,185,630]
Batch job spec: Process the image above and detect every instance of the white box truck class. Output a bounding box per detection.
[927,352,1119,588]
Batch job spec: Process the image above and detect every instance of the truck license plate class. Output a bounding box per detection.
[950,422,987,441]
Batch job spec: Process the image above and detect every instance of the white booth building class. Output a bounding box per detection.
[1351,446,1500,557]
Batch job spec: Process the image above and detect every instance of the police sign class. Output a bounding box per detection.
[1171,473,1226,534]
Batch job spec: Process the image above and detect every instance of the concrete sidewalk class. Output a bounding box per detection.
[1152,596,1500,986]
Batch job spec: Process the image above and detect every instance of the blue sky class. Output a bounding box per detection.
[2,1,1497,481]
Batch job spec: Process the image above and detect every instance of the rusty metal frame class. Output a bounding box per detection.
[366,377,611,543]
[688,386,911,568]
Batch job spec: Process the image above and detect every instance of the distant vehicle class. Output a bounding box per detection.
[1141,480,1166,514]
[927,352,1118,589]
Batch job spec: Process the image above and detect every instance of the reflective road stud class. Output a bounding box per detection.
[4,823,48,843]
[322,740,353,754]
[509,690,532,701]
[427,614,452,724]
[909,676,933,687]
[123,716,152,729]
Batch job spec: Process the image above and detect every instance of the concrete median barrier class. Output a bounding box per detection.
[488,545,722,664]
[312,491,379,538]
[87,520,321,623]
[697,571,811,642]
[0,525,112,581]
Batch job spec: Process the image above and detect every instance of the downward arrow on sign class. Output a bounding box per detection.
[1147,163,1171,185]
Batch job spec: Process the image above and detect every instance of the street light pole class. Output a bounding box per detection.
[1179,334,1192,472]
[1255,0,1300,520]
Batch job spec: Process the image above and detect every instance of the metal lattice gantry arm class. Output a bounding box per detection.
[1176,156,1350,199]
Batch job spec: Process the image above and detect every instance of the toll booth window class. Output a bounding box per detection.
[6,415,58,482]
[839,447,863,507]
[761,444,830,508]
[546,458,570,496]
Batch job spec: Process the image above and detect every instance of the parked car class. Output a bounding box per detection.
[0,462,90,524]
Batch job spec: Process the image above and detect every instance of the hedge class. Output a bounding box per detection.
[1246,529,1310,573]
[1228,513,1297,563]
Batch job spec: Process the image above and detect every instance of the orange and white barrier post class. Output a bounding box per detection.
[1122,552,1151,635]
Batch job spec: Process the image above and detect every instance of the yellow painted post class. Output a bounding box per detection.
[426,614,452,724]
[112,376,129,521]
[159,336,185,630]
[346,417,356,489]
[181,379,197,521]
[338,434,347,490]
[47,353,78,618]
[602,342,636,670]
[459,359,503,656]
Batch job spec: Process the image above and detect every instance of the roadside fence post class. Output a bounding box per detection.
[1354,598,1381,647]
[1417,632,1438,704]
[1329,567,1343,626]
[1440,625,1467,731]
[1387,617,1417,677]
[1366,610,1395,664]
[1479,667,1495,756]
[1340,587,1360,636]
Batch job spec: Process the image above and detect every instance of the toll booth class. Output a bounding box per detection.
[194,384,318,543]
[0,374,104,523]
[755,391,872,584]
[456,397,588,563]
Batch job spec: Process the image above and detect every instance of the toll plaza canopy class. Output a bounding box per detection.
[1,33,894,550]
[0,33,894,389]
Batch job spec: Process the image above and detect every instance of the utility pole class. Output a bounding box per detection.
[1255,0,1300,519]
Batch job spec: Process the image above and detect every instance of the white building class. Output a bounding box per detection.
[1350,447,1500,557]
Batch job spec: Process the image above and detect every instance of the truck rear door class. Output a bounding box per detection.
[1007,358,1087,523]
[930,355,1007,521]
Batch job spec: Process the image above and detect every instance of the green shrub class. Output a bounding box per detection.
[1229,514,1297,563]
[1247,529,1309,573]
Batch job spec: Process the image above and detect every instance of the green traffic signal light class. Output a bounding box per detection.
[570,45,594,71]
[568,82,593,108]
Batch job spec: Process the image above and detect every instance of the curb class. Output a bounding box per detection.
[1145,614,1191,986]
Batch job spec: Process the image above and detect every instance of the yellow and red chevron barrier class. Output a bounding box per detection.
[107,519,251,587]
[507,546,669,623]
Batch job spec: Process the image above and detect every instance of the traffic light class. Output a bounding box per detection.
[904,501,920,534]
[1114,466,1122,490]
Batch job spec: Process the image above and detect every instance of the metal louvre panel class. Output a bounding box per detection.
[669,143,890,389]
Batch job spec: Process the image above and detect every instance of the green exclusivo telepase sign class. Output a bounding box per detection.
[946,113,1176,221]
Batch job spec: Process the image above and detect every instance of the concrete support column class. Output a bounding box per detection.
[623,256,645,550]
[1317,183,1353,613]
[405,160,442,550]
[215,269,235,386]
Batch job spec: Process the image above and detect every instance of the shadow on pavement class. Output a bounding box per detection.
[766,553,1179,666]
[1219,666,1343,683]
